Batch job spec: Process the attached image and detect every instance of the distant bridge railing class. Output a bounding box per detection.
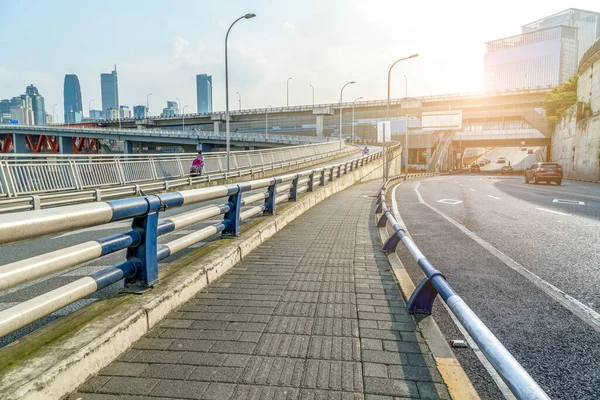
[1,124,336,145]
[0,144,397,340]
[376,176,550,400]
[0,141,352,212]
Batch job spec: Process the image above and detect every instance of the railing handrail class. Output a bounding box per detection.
[376,175,550,400]
[0,144,399,341]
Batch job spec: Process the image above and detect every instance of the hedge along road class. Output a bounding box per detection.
[392,173,600,399]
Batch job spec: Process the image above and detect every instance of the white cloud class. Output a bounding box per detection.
[283,22,296,33]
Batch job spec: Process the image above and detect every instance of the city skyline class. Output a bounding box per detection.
[2,1,600,123]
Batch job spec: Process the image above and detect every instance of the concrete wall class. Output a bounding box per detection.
[551,43,600,181]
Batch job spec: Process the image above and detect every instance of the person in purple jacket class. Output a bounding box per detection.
[190,151,204,176]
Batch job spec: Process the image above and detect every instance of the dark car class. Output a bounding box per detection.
[524,162,562,185]
[470,163,480,172]
[500,165,513,175]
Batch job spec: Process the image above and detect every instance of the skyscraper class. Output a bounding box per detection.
[101,66,119,116]
[196,74,213,114]
[162,100,179,117]
[26,84,46,125]
[64,74,83,124]
[120,105,131,119]
[133,105,147,119]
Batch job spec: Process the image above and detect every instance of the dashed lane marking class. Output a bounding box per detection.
[414,181,600,333]
[536,208,570,216]
[487,195,502,200]
[553,199,585,205]
[437,199,463,205]
[469,189,476,192]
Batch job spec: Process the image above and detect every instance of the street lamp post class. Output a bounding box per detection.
[404,75,408,98]
[236,92,241,111]
[352,96,363,144]
[182,105,188,130]
[286,77,292,107]
[176,97,181,115]
[225,13,256,172]
[309,85,314,108]
[146,93,152,117]
[52,104,57,125]
[339,81,355,148]
[265,105,271,136]
[386,54,418,179]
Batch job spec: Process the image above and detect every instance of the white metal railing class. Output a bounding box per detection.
[0,141,347,199]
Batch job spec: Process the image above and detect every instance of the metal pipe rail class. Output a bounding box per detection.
[376,176,550,400]
[0,144,399,339]
[0,141,354,211]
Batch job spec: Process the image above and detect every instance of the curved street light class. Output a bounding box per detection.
[286,77,292,107]
[386,54,418,179]
[309,84,314,108]
[352,96,363,144]
[265,105,271,136]
[339,81,355,148]
[236,92,241,111]
[225,13,256,172]
[182,105,188,131]
[52,104,57,125]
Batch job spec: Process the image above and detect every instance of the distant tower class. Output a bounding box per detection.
[26,84,46,125]
[64,74,83,124]
[196,74,213,113]
[101,65,119,117]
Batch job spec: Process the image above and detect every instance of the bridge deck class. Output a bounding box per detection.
[70,181,449,400]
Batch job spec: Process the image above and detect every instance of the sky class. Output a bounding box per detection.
[1,0,598,122]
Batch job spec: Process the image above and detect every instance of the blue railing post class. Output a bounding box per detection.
[320,169,326,186]
[407,272,446,314]
[265,178,279,214]
[223,184,242,236]
[307,172,315,192]
[124,195,162,291]
[290,174,299,201]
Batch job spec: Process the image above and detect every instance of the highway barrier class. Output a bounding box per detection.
[0,141,353,212]
[376,175,550,400]
[0,144,398,340]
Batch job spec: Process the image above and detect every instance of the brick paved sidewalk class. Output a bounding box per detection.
[72,181,450,400]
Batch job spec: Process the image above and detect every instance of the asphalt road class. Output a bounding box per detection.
[0,147,378,348]
[392,173,600,399]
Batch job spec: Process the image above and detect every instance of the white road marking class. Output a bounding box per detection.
[458,184,464,187]
[487,195,502,200]
[437,199,463,205]
[469,189,476,192]
[414,182,600,333]
[553,199,585,205]
[536,208,570,216]
[578,186,589,189]
[393,182,516,399]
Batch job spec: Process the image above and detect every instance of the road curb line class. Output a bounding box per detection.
[376,181,480,400]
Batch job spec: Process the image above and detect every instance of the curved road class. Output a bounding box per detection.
[393,173,600,399]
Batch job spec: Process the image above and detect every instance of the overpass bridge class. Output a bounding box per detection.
[0,125,337,154]
[98,87,554,141]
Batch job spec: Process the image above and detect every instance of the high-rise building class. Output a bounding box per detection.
[162,100,179,117]
[10,95,34,125]
[101,66,119,113]
[522,9,600,62]
[105,107,119,120]
[26,84,46,125]
[196,74,213,113]
[45,113,53,124]
[89,110,104,120]
[64,74,83,124]
[120,105,131,119]
[0,99,10,115]
[133,105,147,119]
[484,8,600,92]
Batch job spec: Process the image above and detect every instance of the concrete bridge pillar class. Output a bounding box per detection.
[213,121,223,134]
[426,147,431,169]
[315,115,324,137]
[124,140,134,154]
[12,134,28,153]
[59,136,73,154]
[313,107,334,137]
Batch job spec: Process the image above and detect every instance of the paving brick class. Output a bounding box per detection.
[96,377,159,395]
[177,352,228,366]
[364,363,388,378]
[303,359,363,392]
[362,350,409,366]
[417,381,452,399]
[256,333,310,358]
[232,385,300,399]
[132,350,182,364]
[189,366,244,383]
[99,362,148,377]
[201,382,237,399]
[299,389,363,400]
[313,318,359,337]
[210,340,257,354]
[148,379,208,399]
[363,377,419,397]
[360,338,383,351]
[131,338,174,351]
[308,336,361,361]
[139,363,195,380]
[167,339,215,352]
[388,364,443,383]
[266,316,314,335]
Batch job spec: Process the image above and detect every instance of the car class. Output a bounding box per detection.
[500,165,513,175]
[524,162,562,185]
[521,147,527,151]
[471,163,481,172]
[497,157,506,163]
[478,159,487,166]
[527,149,533,154]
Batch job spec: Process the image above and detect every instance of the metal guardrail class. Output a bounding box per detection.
[0,124,336,145]
[376,175,550,400]
[0,144,399,339]
[0,142,349,206]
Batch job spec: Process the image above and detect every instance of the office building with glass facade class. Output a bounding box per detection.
[484,8,599,92]
[64,74,83,124]
[25,84,46,125]
[196,74,212,114]
[133,105,146,119]
[101,66,119,115]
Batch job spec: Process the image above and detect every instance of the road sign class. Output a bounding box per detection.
[377,121,391,142]
[422,110,462,130]
[9,120,18,125]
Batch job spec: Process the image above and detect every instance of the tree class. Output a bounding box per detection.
[542,75,578,121]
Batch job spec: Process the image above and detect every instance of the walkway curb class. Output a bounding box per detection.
[376,180,480,400]
[0,149,400,400]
